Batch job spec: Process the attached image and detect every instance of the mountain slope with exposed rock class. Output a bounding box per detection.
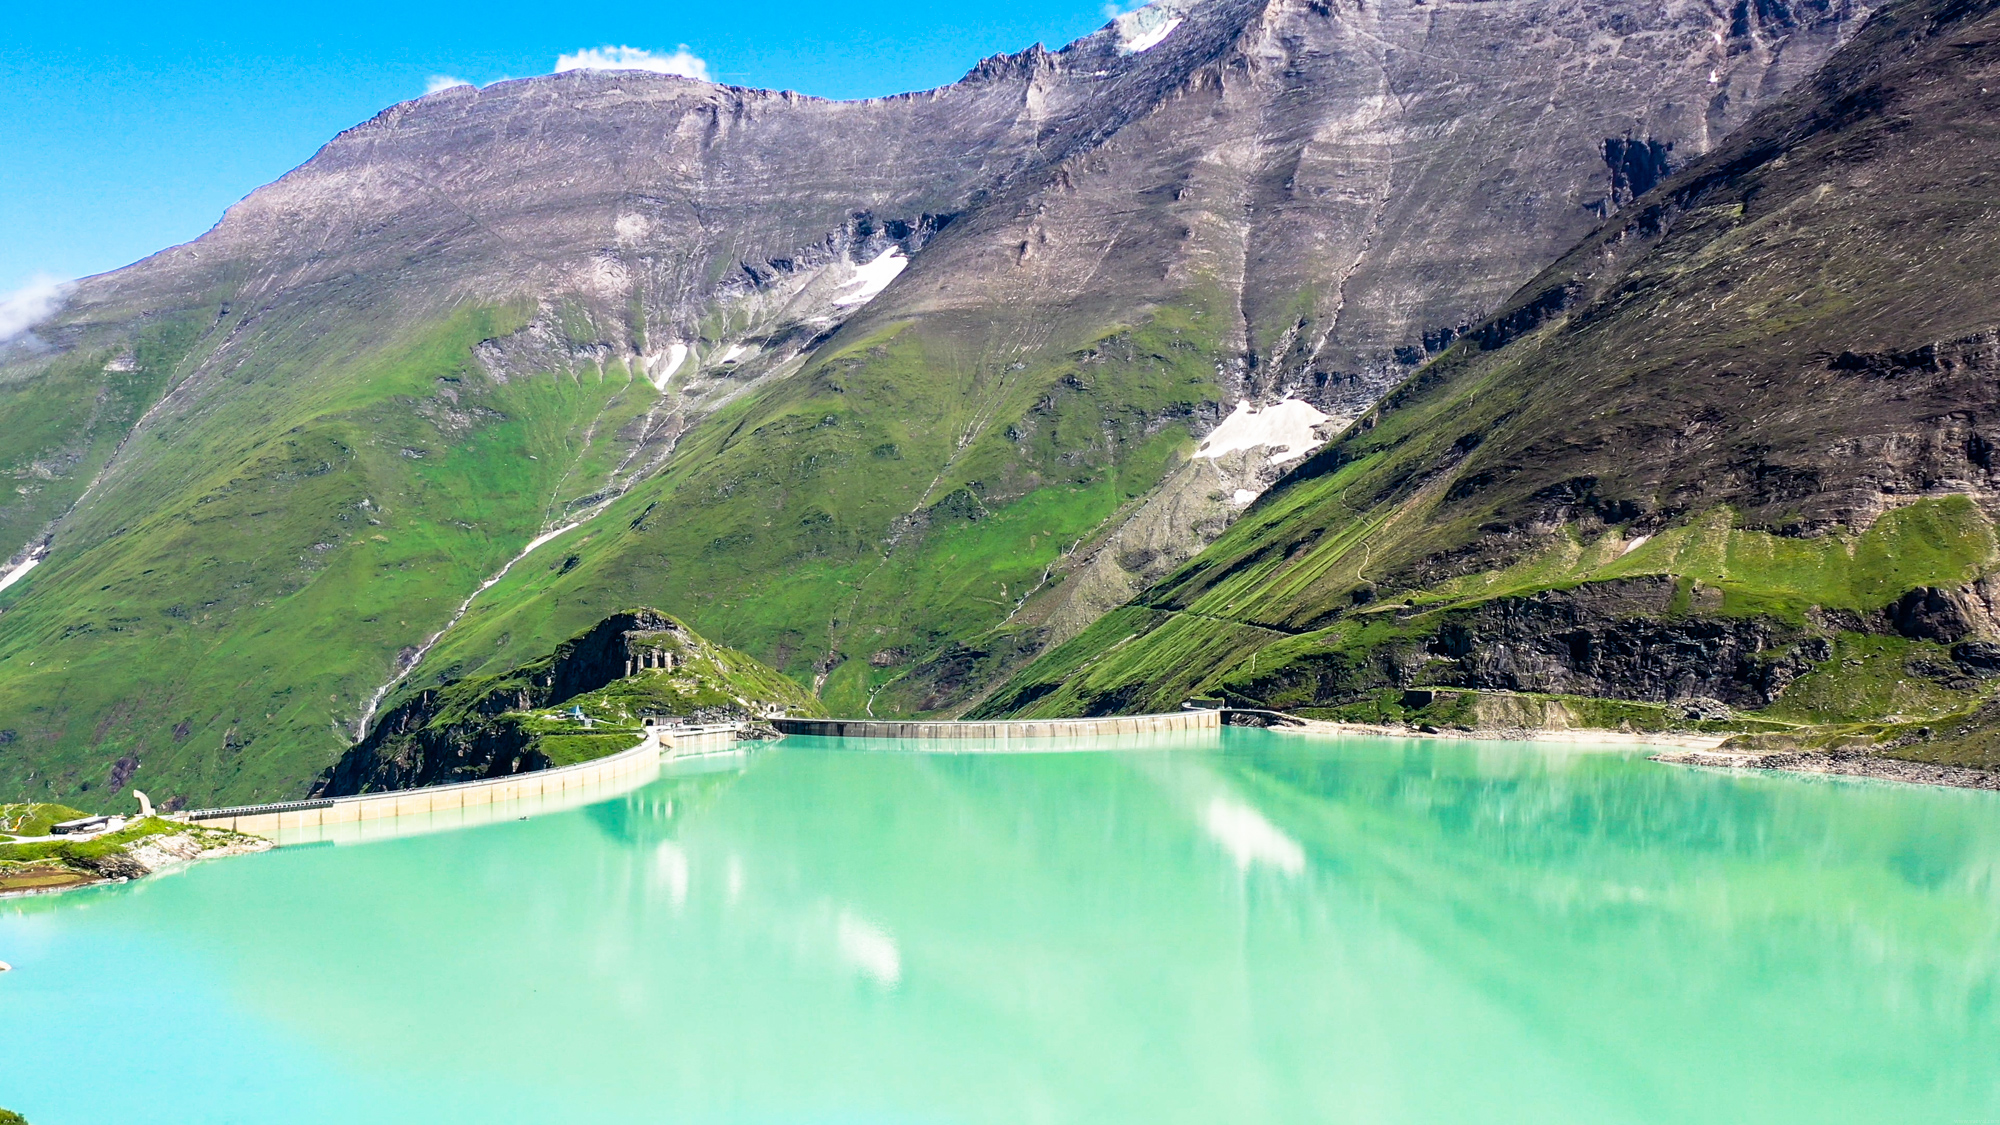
[979,0,2000,779]
[0,0,1860,804]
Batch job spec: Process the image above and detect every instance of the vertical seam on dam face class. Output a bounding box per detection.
[767,711,1222,740]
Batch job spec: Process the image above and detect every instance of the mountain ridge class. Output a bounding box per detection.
[0,0,1868,804]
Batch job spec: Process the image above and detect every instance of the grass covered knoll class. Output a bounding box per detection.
[318,609,819,795]
[980,0,2000,766]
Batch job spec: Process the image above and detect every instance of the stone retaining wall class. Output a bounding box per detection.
[770,710,1220,740]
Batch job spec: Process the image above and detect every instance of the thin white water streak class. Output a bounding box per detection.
[352,376,699,739]
[352,519,584,738]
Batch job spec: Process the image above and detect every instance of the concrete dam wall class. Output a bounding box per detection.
[770,710,1221,740]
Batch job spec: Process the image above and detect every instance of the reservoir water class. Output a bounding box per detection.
[3,729,1996,1123]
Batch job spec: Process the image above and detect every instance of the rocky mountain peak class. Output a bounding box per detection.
[0,0,1885,803]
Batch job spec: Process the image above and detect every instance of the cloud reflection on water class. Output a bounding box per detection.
[836,909,903,988]
[1201,795,1307,875]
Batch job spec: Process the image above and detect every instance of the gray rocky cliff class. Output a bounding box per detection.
[0,0,1881,804]
[49,0,1867,424]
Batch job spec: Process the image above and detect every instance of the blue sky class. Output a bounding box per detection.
[0,0,1130,294]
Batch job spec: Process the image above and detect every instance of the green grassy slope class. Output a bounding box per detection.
[0,301,661,806]
[0,312,205,563]
[0,278,1232,806]
[980,0,2000,748]
[408,296,1230,720]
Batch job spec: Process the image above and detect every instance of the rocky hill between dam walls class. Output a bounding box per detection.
[0,0,1861,805]
[980,0,2000,774]
[316,609,820,797]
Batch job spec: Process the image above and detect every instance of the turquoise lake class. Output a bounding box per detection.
[2,729,1997,1123]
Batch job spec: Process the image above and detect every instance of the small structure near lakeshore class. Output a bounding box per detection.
[50,815,119,836]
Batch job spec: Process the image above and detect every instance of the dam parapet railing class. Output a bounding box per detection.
[770,709,1220,748]
[187,723,740,842]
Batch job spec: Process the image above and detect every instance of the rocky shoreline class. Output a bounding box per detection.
[1250,712,1730,751]
[0,819,273,898]
[1251,713,2000,790]
[1650,747,2000,791]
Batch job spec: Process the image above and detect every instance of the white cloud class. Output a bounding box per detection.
[425,75,471,94]
[1103,0,1146,16]
[555,45,709,81]
[0,274,73,345]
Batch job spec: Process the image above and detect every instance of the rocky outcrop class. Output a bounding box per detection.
[316,611,688,795]
[316,608,816,795]
[1218,576,1829,712]
[1414,579,1824,707]
[1656,745,2000,791]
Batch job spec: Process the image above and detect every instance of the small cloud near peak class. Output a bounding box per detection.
[555,45,709,81]
[0,274,75,345]
[426,75,472,95]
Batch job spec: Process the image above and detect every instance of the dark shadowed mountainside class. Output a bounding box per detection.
[980,0,2000,774]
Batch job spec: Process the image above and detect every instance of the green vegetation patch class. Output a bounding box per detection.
[509,728,644,768]
[1764,633,1982,725]
[415,295,1234,719]
[0,306,209,566]
[0,302,667,806]
[1417,498,1995,624]
[0,817,259,892]
[0,803,89,839]
[1876,699,2000,771]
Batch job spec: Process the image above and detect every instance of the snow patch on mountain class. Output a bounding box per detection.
[0,550,44,598]
[1194,399,1333,464]
[832,247,908,308]
[644,341,688,389]
[1114,1,1191,54]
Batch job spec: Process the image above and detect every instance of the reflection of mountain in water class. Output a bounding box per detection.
[122,733,2000,1123]
[1204,734,2000,1111]
[583,749,761,846]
